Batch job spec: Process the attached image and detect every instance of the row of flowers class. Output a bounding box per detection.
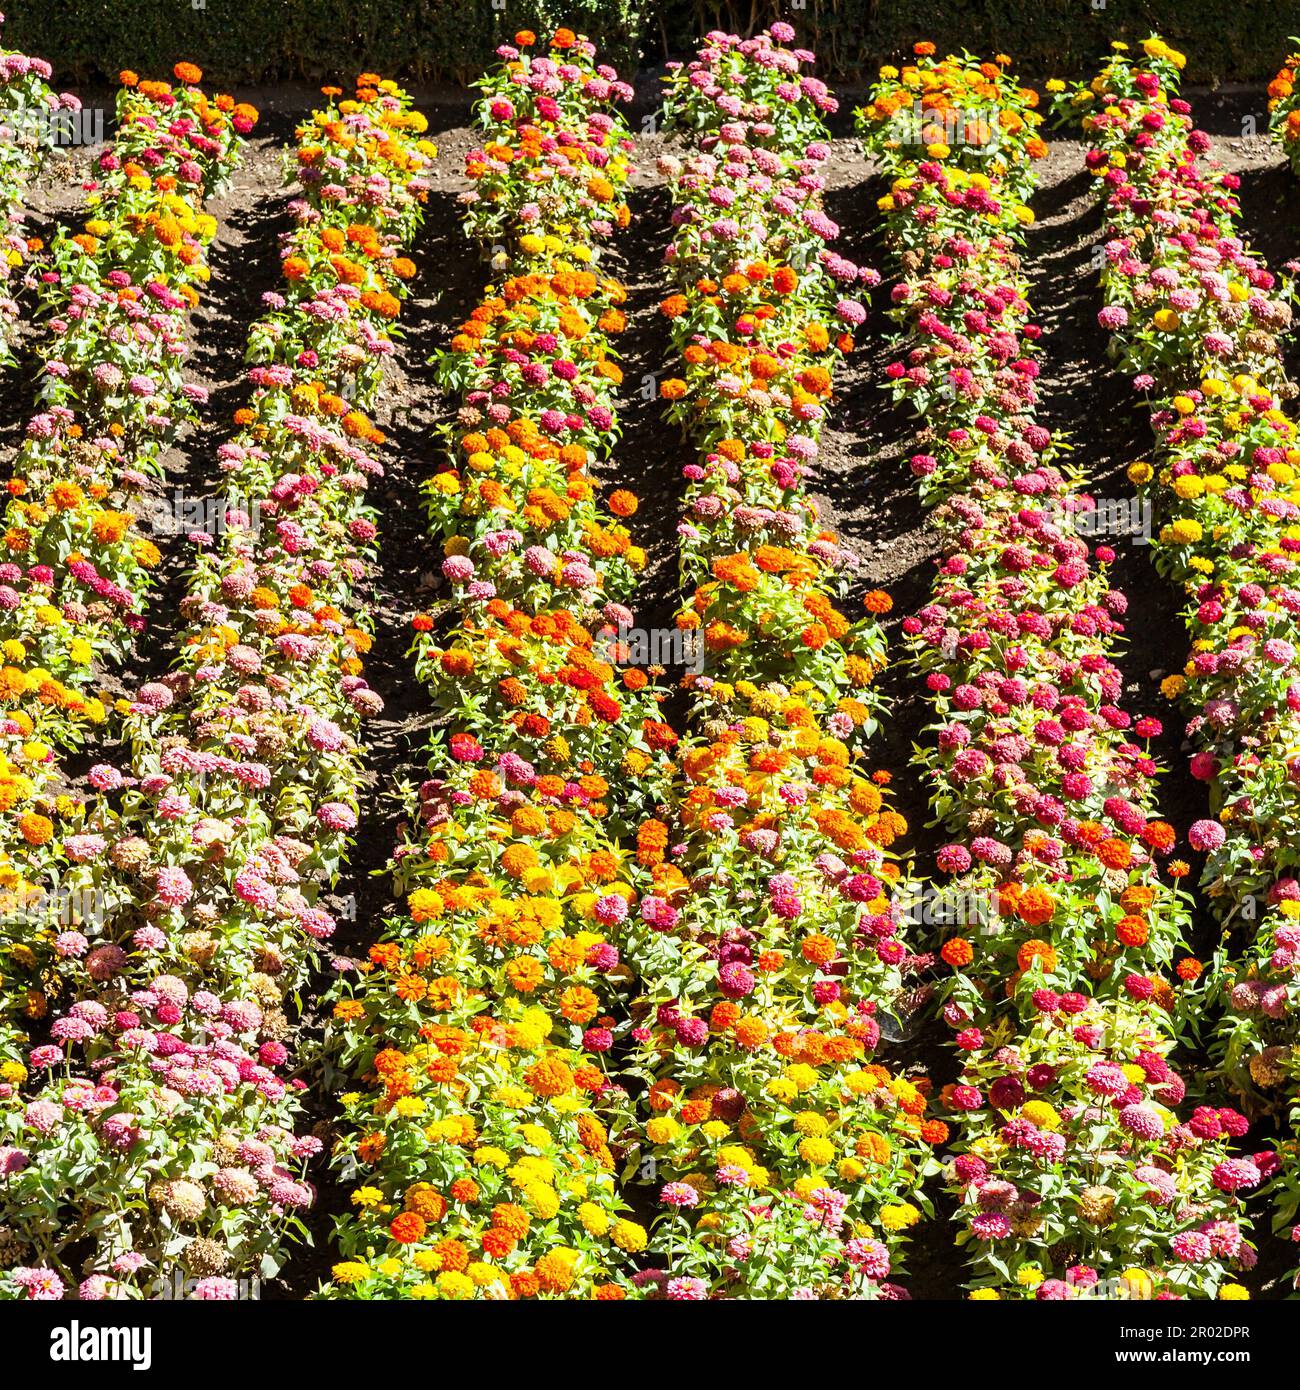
[320,29,665,1301]
[1058,37,1300,1264]
[0,75,434,1300]
[861,43,1259,1299]
[0,18,78,367]
[626,25,939,1301]
[1268,42,1300,174]
[0,65,254,1071]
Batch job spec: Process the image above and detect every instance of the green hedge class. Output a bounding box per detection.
[4,0,1292,88]
[2,0,643,87]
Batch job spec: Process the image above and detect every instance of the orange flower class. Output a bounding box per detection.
[941,937,973,968]
[1116,914,1149,948]
[863,589,893,615]
[389,1211,426,1244]
[17,813,52,846]
[1097,837,1132,870]
[525,1055,573,1097]
[1016,885,1057,927]
[800,933,836,966]
[772,265,799,294]
[481,1228,515,1259]
[1016,938,1057,975]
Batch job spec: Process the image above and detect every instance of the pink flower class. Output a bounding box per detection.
[154,865,193,906]
[1188,819,1226,852]
[1211,1158,1260,1193]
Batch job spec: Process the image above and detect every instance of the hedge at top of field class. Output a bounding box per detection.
[7,0,1294,89]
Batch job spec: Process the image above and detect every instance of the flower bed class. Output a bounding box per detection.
[319,29,666,1302]
[0,18,77,366]
[862,43,1258,1299]
[0,74,432,1301]
[1058,35,1300,1270]
[623,25,938,1302]
[0,64,255,1057]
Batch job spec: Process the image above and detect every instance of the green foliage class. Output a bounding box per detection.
[3,0,644,86]
[3,0,1291,86]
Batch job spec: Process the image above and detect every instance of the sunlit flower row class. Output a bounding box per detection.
[622,25,939,1302]
[1059,34,1300,1273]
[321,29,663,1302]
[866,42,1257,1300]
[0,74,432,1301]
[0,64,255,1054]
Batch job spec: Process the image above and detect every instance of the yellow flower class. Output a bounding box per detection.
[1020,1100,1060,1130]
[798,1136,835,1166]
[879,1203,921,1231]
[577,1201,609,1236]
[331,1261,370,1284]
[407,887,444,922]
[472,1145,509,1168]
[705,1140,748,1168]
[468,1263,503,1288]
[784,1063,817,1092]
[520,1182,560,1220]
[437,1271,474,1299]
[611,1219,647,1253]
